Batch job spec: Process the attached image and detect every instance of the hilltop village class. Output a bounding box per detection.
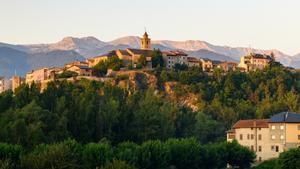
[0,32,275,93]
[0,33,299,168]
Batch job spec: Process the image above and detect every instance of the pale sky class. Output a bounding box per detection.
[1,0,300,55]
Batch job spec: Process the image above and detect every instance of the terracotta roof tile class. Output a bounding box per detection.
[232,119,269,129]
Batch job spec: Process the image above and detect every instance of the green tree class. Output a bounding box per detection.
[277,148,300,169]
[115,142,139,166]
[226,140,256,169]
[165,138,203,169]
[136,55,147,69]
[100,160,136,169]
[138,140,170,169]
[82,142,113,169]
[21,140,82,169]
[56,70,78,79]
[152,50,164,68]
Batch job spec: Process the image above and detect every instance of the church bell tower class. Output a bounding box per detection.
[140,31,151,50]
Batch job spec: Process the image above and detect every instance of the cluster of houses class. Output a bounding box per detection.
[0,32,274,93]
[227,112,300,163]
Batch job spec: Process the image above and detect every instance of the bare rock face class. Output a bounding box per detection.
[112,70,158,91]
[163,82,202,112]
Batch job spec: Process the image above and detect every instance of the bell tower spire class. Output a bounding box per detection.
[140,30,151,50]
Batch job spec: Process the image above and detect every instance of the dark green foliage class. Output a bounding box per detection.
[0,139,255,169]
[82,142,113,169]
[225,140,256,169]
[136,55,147,69]
[56,70,78,79]
[0,143,23,169]
[277,148,300,169]
[100,160,137,169]
[151,49,164,68]
[115,142,139,166]
[253,159,278,169]
[0,90,13,114]
[93,56,123,76]
[138,140,170,169]
[165,138,203,169]
[21,139,82,169]
[174,63,188,71]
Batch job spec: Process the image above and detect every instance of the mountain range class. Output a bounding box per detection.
[0,36,299,78]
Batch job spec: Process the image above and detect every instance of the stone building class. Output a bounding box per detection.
[162,51,188,69]
[0,77,5,93]
[200,58,221,72]
[217,61,238,72]
[66,65,92,77]
[140,31,151,50]
[227,112,300,162]
[11,76,24,92]
[187,57,202,67]
[239,53,273,72]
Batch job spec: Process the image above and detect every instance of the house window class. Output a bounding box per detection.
[258,127,261,130]
[271,146,275,151]
[298,125,300,130]
[298,135,300,140]
[258,134,262,140]
[276,146,279,152]
[258,146,262,152]
[280,125,284,130]
[251,145,254,151]
[247,134,250,140]
[271,135,276,140]
[259,157,262,162]
[251,134,254,140]
[240,134,243,140]
[280,135,284,140]
[271,125,276,130]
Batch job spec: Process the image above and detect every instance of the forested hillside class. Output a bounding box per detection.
[0,64,299,169]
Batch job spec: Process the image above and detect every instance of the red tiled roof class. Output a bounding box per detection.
[218,61,238,66]
[118,50,131,55]
[187,57,200,62]
[162,51,188,56]
[127,48,154,57]
[227,129,236,133]
[232,119,269,129]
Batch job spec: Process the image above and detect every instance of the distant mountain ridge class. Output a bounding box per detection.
[0,36,299,78]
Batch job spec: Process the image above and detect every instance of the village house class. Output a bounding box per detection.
[187,57,202,67]
[0,77,5,93]
[115,48,154,68]
[227,112,300,162]
[86,51,116,67]
[239,53,273,72]
[26,68,49,84]
[66,65,92,77]
[11,76,24,92]
[162,51,188,69]
[217,61,238,72]
[25,67,64,88]
[200,58,221,72]
[64,61,89,69]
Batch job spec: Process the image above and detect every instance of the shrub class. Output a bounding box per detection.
[100,160,136,169]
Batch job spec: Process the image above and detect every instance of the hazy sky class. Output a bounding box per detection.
[1,0,300,55]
